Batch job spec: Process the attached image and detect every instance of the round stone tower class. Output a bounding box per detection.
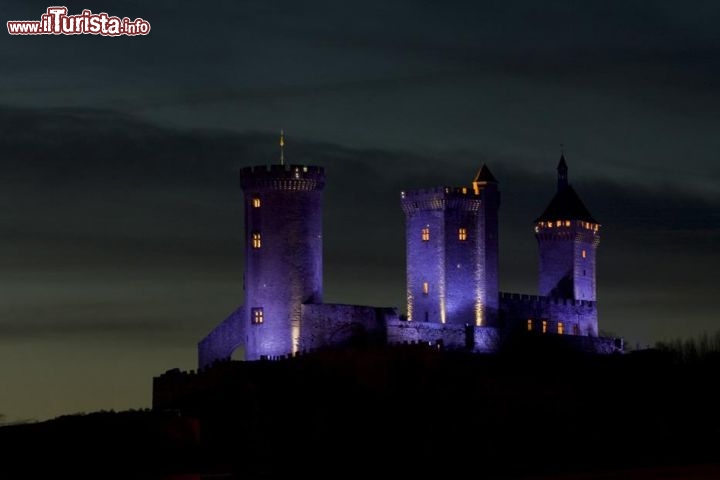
[535,155,600,301]
[240,163,325,360]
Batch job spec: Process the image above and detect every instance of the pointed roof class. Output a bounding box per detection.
[534,185,597,223]
[557,153,568,171]
[473,164,498,183]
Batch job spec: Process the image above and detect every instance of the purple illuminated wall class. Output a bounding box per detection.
[401,171,500,327]
[536,224,599,301]
[241,165,325,360]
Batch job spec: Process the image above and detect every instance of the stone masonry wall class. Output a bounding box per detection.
[499,292,598,337]
[300,303,397,351]
[386,319,501,352]
[198,305,244,368]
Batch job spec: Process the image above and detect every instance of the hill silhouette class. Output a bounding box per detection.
[2,337,720,479]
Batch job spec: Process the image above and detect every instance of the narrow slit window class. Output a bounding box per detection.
[558,322,564,335]
[458,228,467,241]
[542,320,548,334]
[527,319,533,332]
[252,197,261,208]
[582,249,587,259]
[421,227,430,241]
[252,232,262,249]
[251,307,264,325]
[422,282,429,295]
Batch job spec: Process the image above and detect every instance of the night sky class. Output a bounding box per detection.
[1,0,719,422]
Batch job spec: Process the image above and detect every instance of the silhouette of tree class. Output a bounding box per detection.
[656,329,720,362]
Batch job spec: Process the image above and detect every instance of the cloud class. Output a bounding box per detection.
[0,105,717,346]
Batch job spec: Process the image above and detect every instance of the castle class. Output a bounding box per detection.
[198,151,619,367]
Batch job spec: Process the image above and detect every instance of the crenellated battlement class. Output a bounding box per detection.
[400,186,483,213]
[240,164,325,191]
[499,291,596,308]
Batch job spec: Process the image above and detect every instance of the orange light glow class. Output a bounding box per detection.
[421,227,430,241]
[459,228,467,241]
[251,308,264,325]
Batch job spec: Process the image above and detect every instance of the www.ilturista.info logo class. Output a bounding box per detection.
[7,7,150,36]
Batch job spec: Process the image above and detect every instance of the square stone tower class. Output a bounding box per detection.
[401,166,500,327]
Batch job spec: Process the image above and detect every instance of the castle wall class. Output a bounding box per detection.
[198,305,244,368]
[386,319,501,352]
[300,304,397,351]
[499,292,598,337]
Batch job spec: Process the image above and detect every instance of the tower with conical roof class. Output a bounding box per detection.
[401,165,500,327]
[534,155,600,301]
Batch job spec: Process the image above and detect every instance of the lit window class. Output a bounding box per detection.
[461,187,467,194]
[558,322,564,335]
[548,222,553,229]
[252,232,262,249]
[251,307,264,325]
[421,227,430,241]
[527,319,533,331]
[556,220,561,227]
[422,282,429,295]
[458,228,467,241]
[542,320,548,334]
[582,249,587,259]
[252,197,261,208]
[565,221,570,227]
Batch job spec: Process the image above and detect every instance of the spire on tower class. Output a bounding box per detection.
[557,150,568,192]
[280,130,285,166]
